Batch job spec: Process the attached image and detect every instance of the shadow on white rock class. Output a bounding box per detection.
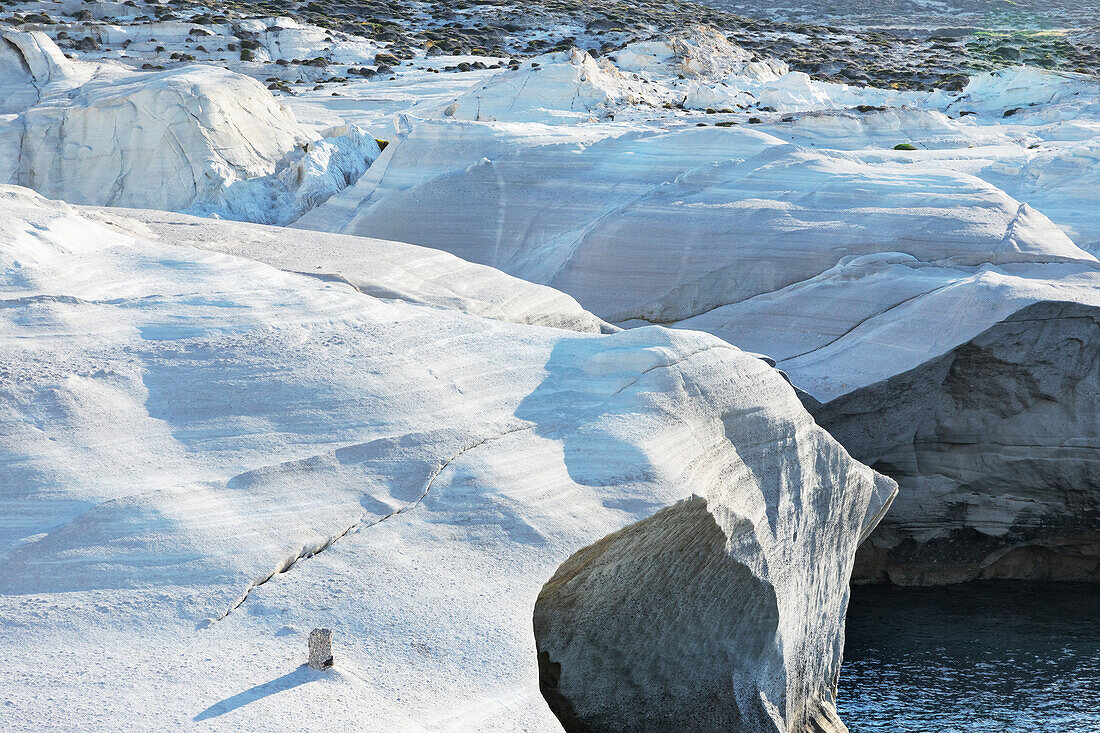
[523,332,896,732]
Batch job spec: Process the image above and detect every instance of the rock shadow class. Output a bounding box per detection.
[193,664,317,721]
[533,495,781,732]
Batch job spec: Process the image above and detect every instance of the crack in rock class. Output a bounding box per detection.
[209,423,535,624]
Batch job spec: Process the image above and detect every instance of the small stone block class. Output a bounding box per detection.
[309,628,333,670]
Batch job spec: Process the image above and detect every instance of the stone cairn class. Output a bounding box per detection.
[309,628,334,670]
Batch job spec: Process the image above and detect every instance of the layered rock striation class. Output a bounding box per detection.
[812,300,1100,585]
[295,90,1100,588]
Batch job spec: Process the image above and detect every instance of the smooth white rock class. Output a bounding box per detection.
[0,185,894,731]
[297,118,1100,400]
[81,204,615,334]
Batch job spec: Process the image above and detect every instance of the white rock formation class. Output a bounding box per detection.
[614,26,786,82]
[427,25,950,125]
[2,29,75,86]
[22,12,383,70]
[297,120,1100,394]
[0,185,894,730]
[231,17,382,65]
[942,69,1100,256]
[441,48,670,123]
[184,124,382,226]
[0,31,302,209]
[0,31,377,217]
[612,26,788,112]
[82,205,615,333]
[535,461,894,730]
[295,107,1100,590]
[950,66,1100,116]
[436,28,799,122]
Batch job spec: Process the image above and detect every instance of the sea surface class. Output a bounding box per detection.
[838,581,1100,733]
[695,0,1098,32]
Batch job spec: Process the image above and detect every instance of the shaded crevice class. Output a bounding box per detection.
[816,300,1100,586]
[533,496,787,732]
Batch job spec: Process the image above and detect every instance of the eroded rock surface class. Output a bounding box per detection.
[81,204,615,334]
[813,300,1100,585]
[1,32,305,209]
[532,407,895,730]
[0,32,377,219]
[292,91,1100,589]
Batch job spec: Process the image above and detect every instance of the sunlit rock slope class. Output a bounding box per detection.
[0,185,893,731]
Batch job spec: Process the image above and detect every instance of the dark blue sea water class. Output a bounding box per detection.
[838,582,1100,733]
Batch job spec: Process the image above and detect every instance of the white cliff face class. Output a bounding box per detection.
[534,437,895,731]
[0,185,893,731]
[0,32,378,218]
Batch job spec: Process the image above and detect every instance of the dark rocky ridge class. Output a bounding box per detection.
[14,0,1098,90]
[223,0,1100,87]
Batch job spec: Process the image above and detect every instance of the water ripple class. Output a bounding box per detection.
[838,581,1100,733]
